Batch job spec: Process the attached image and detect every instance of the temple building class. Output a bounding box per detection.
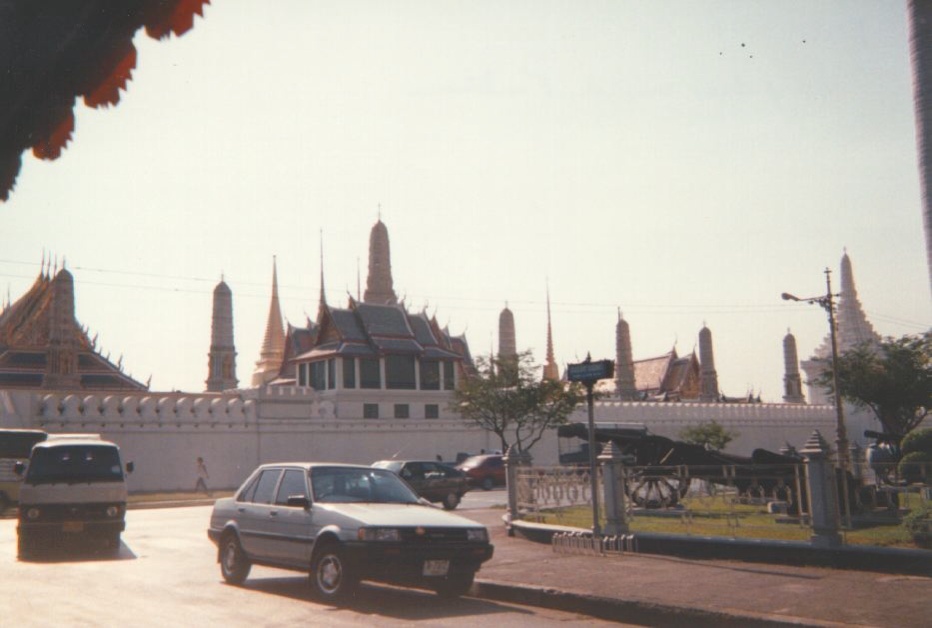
[206,276,237,392]
[252,218,475,420]
[800,251,881,405]
[252,257,285,387]
[0,259,146,391]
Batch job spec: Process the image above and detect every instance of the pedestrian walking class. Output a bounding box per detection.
[196,456,211,496]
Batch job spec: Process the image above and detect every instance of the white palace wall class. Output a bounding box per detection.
[0,388,501,493]
[2,387,866,493]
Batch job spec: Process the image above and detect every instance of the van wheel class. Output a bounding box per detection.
[106,532,121,553]
[310,542,357,601]
[17,531,36,559]
[220,533,251,584]
[442,492,460,510]
[481,477,494,491]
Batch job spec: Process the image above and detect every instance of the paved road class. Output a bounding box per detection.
[0,503,623,627]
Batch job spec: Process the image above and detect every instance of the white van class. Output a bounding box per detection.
[15,435,134,556]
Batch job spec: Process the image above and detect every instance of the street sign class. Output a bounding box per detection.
[566,359,614,382]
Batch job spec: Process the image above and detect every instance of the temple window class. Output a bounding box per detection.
[386,355,416,390]
[425,404,439,419]
[342,357,356,389]
[393,404,409,419]
[363,403,379,419]
[310,361,326,391]
[327,359,336,390]
[360,358,381,389]
[420,360,440,390]
[442,361,455,390]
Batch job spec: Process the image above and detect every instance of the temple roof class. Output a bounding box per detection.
[0,265,147,391]
[286,300,466,369]
[1,0,211,202]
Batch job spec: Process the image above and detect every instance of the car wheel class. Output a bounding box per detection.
[435,571,475,598]
[220,533,251,585]
[481,477,494,491]
[310,542,357,601]
[442,492,460,510]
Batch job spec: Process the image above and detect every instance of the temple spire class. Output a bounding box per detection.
[542,285,559,381]
[319,229,327,310]
[363,214,397,305]
[207,276,238,392]
[252,258,285,387]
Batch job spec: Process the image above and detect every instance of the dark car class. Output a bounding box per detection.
[456,454,505,490]
[208,463,493,600]
[371,460,469,510]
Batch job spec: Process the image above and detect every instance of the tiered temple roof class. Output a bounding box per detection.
[0,265,146,391]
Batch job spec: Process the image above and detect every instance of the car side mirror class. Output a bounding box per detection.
[13,461,25,476]
[126,461,135,474]
[286,495,311,509]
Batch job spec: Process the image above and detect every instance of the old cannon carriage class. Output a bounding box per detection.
[557,422,805,510]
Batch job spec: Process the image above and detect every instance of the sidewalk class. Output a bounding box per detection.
[467,510,932,627]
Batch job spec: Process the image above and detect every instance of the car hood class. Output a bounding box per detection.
[320,502,484,527]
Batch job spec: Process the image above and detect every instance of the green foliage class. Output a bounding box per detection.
[901,427,932,455]
[679,420,738,451]
[453,350,584,455]
[902,503,932,549]
[816,332,932,437]
[897,451,932,484]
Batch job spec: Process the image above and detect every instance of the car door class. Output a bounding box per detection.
[399,462,428,498]
[422,462,456,500]
[267,467,316,567]
[236,467,282,559]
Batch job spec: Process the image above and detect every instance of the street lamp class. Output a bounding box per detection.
[781,268,850,473]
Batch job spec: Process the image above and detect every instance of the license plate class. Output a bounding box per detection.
[422,559,449,577]
[62,521,84,533]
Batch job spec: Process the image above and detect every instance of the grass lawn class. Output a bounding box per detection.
[531,498,920,549]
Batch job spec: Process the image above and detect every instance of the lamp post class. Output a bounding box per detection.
[781,268,849,473]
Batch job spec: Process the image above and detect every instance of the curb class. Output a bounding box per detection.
[471,580,844,627]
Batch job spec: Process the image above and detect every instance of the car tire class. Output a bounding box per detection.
[435,571,475,598]
[481,477,494,491]
[220,533,251,585]
[310,542,357,601]
[442,492,460,510]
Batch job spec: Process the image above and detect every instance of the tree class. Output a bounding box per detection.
[453,350,584,455]
[816,332,932,437]
[679,420,738,451]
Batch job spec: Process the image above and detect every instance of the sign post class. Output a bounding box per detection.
[566,354,614,537]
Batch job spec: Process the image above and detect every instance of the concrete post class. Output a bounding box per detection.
[503,445,531,535]
[598,441,629,536]
[850,443,864,484]
[801,430,842,548]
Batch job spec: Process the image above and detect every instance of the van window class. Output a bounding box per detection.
[25,445,123,485]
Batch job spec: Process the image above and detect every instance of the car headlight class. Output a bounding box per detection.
[106,505,120,518]
[467,528,488,542]
[358,527,401,542]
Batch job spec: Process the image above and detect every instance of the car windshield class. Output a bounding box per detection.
[25,445,124,484]
[311,466,420,504]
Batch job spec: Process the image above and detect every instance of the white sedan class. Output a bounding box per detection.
[208,462,494,601]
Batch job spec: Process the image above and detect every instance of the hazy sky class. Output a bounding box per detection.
[2,1,930,399]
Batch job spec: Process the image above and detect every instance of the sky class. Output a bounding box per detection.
[2,1,930,399]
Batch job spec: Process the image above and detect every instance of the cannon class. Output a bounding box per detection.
[557,422,805,509]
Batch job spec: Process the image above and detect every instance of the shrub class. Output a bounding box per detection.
[900,427,932,455]
[897,451,932,484]
[902,503,932,549]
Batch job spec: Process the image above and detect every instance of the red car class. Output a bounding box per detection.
[456,454,505,490]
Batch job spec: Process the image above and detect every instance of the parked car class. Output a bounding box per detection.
[456,454,505,490]
[371,460,469,510]
[208,463,493,600]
